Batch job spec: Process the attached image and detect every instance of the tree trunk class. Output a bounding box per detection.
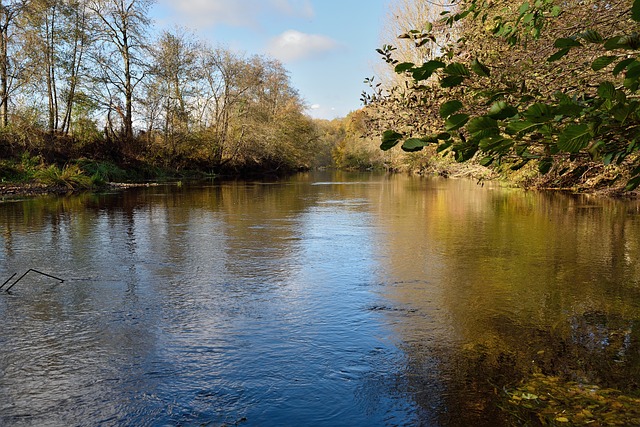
[0,17,8,128]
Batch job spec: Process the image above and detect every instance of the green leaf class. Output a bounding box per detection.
[412,60,446,81]
[401,138,428,152]
[510,159,530,170]
[633,0,640,22]
[479,156,494,166]
[591,56,617,71]
[580,30,604,43]
[439,100,464,118]
[440,75,465,88]
[436,132,452,140]
[604,36,623,50]
[488,101,518,120]
[547,48,570,62]
[538,157,553,174]
[604,151,617,165]
[551,6,562,17]
[453,141,479,161]
[613,58,636,76]
[524,103,555,123]
[380,130,403,151]
[394,62,415,73]
[627,61,640,79]
[557,124,592,153]
[467,116,499,135]
[554,38,582,48]
[518,2,530,15]
[506,120,542,135]
[555,101,583,117]
[437,141,453,152]
[445,113,470,131]
[597,81,616,100]
[444,63,471,76]
[471,58,491,77]
[625,175,640,191]
[611,102,637,123]
[479,136,514,152]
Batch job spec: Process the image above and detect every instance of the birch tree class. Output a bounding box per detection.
[88,0,152,141]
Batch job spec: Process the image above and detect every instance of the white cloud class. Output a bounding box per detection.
[267,30,339,62]
[163,0,314,30]
[310,104,321,110]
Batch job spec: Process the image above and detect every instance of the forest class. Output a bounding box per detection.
[0,0,338,189]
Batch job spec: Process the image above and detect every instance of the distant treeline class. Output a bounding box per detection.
[0,0,338,180]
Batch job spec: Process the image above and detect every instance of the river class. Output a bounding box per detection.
[1,171,639,426]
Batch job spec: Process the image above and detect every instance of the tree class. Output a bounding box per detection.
[0,0,28,127]
[143,29,200,166]
[369,0,640,191]
[196,47,262,167]
[87,0,152,141]
[20,0,91,135]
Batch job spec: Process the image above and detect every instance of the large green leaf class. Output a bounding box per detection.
[580,30,604,43]
[625,175,640,191]
[439,100,464,118]
[479,156,494,166]
[557,124,592,153]
[591,56,617,71]
[547,48,570,62]
[380,130,403,151]
[412,60,446,81]
[401,138,428,152]
[613,58,636,76]
[440,75,465,88]
[538,157,553,174]
[554,38,582,48]
[518,2,530,15]
[597,81,616,100]
[467,116,499,135]
[627,61,640,79]
[556,101,583,117]
[471,59,491,77]
[444,63,471,76]
[488,101,518,120]
[445,113,470,131]
[611,102,638,123]
[479,136,514,153]
[437,141,453,153]
[453,141,479,162]
[394,62,415,73]
[505,120,542,135]
[633,0,640,22]
[523,103,555,123]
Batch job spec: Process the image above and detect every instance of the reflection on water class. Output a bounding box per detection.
[1,171,639,426]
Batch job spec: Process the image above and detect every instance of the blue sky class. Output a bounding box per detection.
[151,0,390,120]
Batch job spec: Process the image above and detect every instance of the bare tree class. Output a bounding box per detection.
[87,0,152,141]
[0,0,28,127]
[144,28,200,164]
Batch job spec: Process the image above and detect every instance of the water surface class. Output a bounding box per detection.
[1,171,639,426]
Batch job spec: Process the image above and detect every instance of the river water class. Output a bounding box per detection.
[1,171,639,426]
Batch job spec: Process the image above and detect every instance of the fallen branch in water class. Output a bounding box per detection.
[0,269,65,293]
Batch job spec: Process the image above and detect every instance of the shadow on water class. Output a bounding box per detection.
[1,171,640,426]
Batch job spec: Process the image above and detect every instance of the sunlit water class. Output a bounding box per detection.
[1,171,639,426]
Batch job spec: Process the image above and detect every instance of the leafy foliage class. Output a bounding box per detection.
[367,0,640,192]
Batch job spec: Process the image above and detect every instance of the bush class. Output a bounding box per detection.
[34,164,93,190]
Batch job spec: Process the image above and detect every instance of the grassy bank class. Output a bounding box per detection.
[0,154,207,197]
